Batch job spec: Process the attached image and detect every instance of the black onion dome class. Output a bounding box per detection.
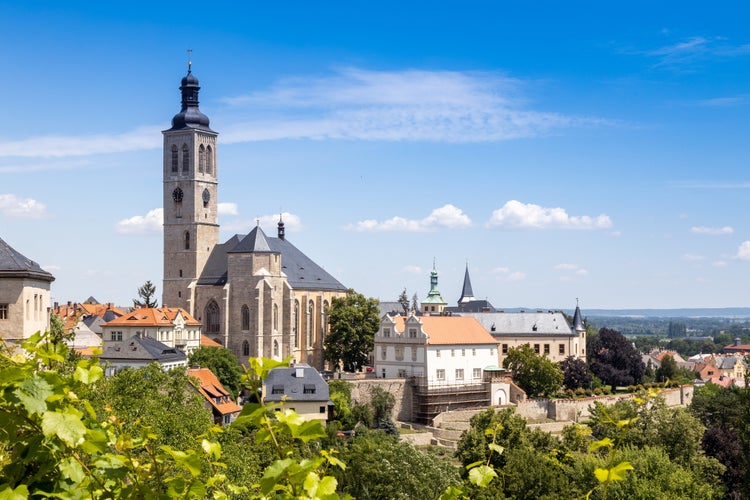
[169,69,214,132]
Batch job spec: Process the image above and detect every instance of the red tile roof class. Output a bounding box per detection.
[103,307,201,328]
[188,368,241,416]
[201,335,222,347]
[393,316,497,345]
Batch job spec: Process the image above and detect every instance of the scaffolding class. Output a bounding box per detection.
[409,377,490,424]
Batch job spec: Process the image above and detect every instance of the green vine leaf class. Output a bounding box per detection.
[468,464,497,488]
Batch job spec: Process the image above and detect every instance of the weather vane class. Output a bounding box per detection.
[187,48,192,72]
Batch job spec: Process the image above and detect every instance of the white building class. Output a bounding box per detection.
[374,313,499,387]
[0,237,54,343]
[263,363,332,422]
[462,304,587,365]
[101,307,202,355]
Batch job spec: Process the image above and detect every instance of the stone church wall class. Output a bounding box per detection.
[348,378,413,422]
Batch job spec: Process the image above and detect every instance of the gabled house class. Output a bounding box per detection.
[188,367,241,425]
[101,307,202,355]
[374,313,498,387]
[0,237,54,343]
[99,333,187,376]
[263,363,331,422]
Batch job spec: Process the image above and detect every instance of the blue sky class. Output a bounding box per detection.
[2,1,750,310]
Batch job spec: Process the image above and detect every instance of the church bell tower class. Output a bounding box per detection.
[162,62,219,311]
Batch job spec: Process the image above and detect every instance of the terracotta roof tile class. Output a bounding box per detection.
[188,368,241,415]
[103,307,201,328]
[394,316,497,345]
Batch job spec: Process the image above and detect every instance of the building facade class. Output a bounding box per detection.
[160,66,347,368]
[101,306,202,355]
[0,237,54,343]
[374,314,498,387]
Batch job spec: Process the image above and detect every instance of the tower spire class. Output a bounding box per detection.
[458,262,475,306]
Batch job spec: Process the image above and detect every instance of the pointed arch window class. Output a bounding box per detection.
[206,146,213,175]
[273,340,279,357]
[241,305,250,331]
[198,145,205,173]
[273,303,279,331]
[182,144,189,173]
[184,231,190,250]
[307,301,315,348]
[242,340,250,357]
[293,300,300,348]
[171,145,178,173]
[205,301,220,334]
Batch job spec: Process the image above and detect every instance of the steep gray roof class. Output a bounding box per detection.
[0,237,54,281]
[264,363,331,403]
[446,300,496,313]
[461,311,576,337]
[99,335,187,363]
[228,226,273,253]
[458,264,475,304]
[572,304,585,332]
[198,233,346,292]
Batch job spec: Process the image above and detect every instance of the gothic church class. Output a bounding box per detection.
[162,65,347,368]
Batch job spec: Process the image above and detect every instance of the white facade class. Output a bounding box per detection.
[101,307,202,355]
[374,314,499,388]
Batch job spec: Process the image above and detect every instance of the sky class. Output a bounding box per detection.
[2,1,750,310]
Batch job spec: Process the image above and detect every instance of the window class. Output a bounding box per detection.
[383,328,390,337]
[534,344,540,354]
[171,145,178,173]
[307,301,314,348]
[223,414,232,424]
[303,384,316,394]
[395,346,404,361]
[455,369,464,381]
[436,349,441,357]
[381,346,387,360]
[241,305,250,330]
[0,304,7,320]
[293,300,299,348]
[411,348,417,361]
[271,385,284,395]
[451,349,455,357]
[398,369,407,378]
[472,348,476,356]
[182,144,189,173]
[179,269,183,277]
[544,344,550,355]
[473,368,482,379]
[273,304,279,330]
[409,328,417,338]
[436,369,445,380]
[559,344,565,355]
[502,344,508,354]
[462,349,466,356]
[198,145,205,173]
[184,231,190,250]
[242,340,250,356]
[206,146,213,175]
[205,301,220,334]
[319,406,326,413]
[110,331,122,341]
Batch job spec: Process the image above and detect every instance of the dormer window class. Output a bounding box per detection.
[383,328,390,337]
[303,384,316,394]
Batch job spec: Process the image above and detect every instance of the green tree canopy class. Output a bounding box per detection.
[133,279,158,308]
[588,328,645,387]
[188,346,243,398]
[324,289,380,372]
[502,344,563,397]
[561,355,592,390]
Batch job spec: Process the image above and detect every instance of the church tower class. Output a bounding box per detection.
[162,63,219,311]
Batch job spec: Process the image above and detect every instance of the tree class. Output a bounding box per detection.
[667,321,687,338]
[561,355,592,390]
[588,328,645,387]
[133,279,158,308]
[398,288,410,316]
[411,293,419,312]
[324,289,380,372]
[656,354,677,382]
[188,346,243,398]
[503,344,563,397]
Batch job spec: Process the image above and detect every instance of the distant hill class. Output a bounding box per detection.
[500,307,750,319]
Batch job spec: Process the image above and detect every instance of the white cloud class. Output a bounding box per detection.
[0,126,161,158]
[403,265,423,275]
[0,194,46,218]
[116,208,163,234]
[713,260,728,268]
[736,241,750,261]
[555,263,588,280]
[691,225,733,235]
[218,203,238,216]
[345,204,471,232]
[222,212,303,235]
[683,254,705,261]
[487,200,612,230]
[647,37,750,69]
[221,68,608,143]
[492,267,525,281]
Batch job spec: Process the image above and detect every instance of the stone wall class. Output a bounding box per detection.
[349,378,413,422]
[515,399,549,421]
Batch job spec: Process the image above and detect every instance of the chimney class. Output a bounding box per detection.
[295,367,304,378]
[734,338,741,346]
